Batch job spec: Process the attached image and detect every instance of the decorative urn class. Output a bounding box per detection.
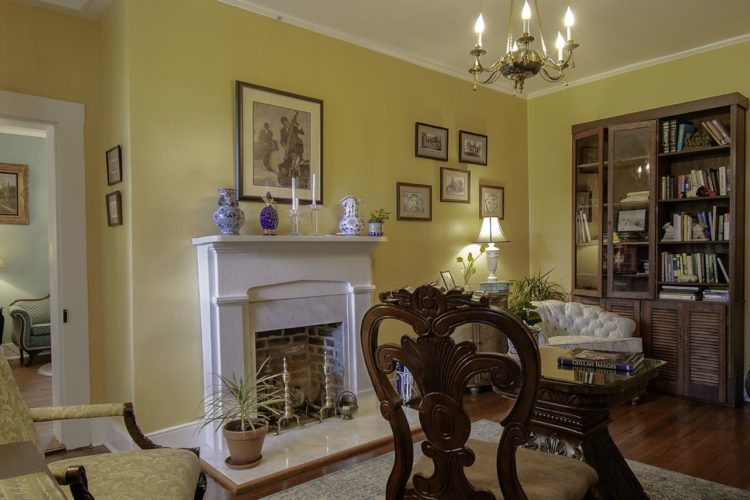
[258,191,279,235]
[338,195,364,235]
[212,188,245,235]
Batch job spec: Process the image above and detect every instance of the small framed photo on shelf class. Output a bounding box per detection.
[479,184,504,219]
[458,130,487,165]
[613,246,638,274]
[617,209,647,233]
[440,270,457,290]
[106,145,122,185]
[440,167,470,203]
[0,163,29,225]
[415,122,448,161]
[397,182,432,221]
[106,191,123,227]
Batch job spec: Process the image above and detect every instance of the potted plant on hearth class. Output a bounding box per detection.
[367,208,390,236]
[200,359,283,469]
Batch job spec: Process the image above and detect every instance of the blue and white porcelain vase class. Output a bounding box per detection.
[338,195,364,235]
[259,191,279,235]
[212,187,245,235]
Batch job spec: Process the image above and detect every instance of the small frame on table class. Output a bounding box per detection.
[236,81,323,205]
[106,145,122,185]
[106,191,123,227]
[397,182,432,221]
[415,122,448,161]
[440,270,457,290]
[479,184,504,219]
[0,163,29,225]
[440,167,470,203]
[459,130,488,165]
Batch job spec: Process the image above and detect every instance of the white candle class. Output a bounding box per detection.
[564,7,574,41]
[522,1,531,34]
[311,173,316,207]
[474,14,484,48]
[556,32,565,62]
[291,177,298,210]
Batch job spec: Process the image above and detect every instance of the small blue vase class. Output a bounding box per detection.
[212,188,245,235]
[259,191,279,235]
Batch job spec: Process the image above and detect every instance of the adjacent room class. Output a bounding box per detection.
[1,0,749,498]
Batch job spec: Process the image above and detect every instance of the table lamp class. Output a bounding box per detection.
[474,217,509,292]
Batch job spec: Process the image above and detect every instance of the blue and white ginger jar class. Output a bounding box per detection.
[212,187,245,235]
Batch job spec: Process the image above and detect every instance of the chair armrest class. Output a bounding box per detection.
[50,465,94,500]
[30,403,125,422]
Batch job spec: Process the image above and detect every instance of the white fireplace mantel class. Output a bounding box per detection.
[192,234,385,449]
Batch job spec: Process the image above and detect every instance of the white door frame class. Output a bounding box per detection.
[0,91,90,448]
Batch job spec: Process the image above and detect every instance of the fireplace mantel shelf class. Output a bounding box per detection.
[192,234,387,246]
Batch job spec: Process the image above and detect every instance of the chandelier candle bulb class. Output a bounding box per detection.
[565,7,574,41]
[522,1,531,33]
[474,13,484,47]
[556,32,565,62]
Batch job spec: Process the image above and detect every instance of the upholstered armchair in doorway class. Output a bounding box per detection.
[9,294,51,366]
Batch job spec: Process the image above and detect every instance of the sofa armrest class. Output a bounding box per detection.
[50,465,94,500]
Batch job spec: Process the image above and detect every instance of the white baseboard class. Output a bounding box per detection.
[94,418,203,453]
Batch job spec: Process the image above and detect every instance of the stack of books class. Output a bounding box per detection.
[702,287,729,302]
[658,285,700,301]
[558,349,644,373]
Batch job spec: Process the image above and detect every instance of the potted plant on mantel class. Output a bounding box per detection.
[367,208,391,236]
[200,359,283,470]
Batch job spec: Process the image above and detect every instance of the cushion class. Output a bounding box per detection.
[547,335,643,353]
[48,448,202,500]
[411,438,598,499]
[532,301,636,340]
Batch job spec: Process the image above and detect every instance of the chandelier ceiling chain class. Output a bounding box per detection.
[469,0,579,95]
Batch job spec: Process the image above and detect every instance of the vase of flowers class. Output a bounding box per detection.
[456,245,486,290]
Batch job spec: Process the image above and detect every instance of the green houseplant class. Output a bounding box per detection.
[200,359,283,469]
[368,208,390,236]
[507,270,568,325]
[456,245,486,289]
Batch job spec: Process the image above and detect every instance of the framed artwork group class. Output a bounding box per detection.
[104,145,123,227]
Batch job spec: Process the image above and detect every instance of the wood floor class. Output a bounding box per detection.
[13,359,750,499]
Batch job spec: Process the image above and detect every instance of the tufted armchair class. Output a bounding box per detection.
[532,300,642,353]
[9,294,51,366]
[0,351,207,499]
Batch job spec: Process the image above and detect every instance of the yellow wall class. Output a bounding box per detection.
[122,0,528,430]
[528,40,750,368]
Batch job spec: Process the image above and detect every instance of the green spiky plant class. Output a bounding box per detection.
[507,270,568,326]
[200,358,284,434]
[456,245,487,287]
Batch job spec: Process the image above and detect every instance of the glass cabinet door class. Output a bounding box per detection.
[573,128,605,296]
[607,121,657,298]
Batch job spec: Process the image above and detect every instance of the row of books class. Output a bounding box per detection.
[702,287,729,302]
[660,251,729,284]
[657,284,729,302]
[576,210,592,243]
[665,207,730,242]
[558,349,644,373]
[659,166,729,199]
[661,118,730,153]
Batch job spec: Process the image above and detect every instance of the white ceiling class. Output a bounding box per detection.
[220,0,750,98]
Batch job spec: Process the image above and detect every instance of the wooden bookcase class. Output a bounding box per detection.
[571,93,747,406]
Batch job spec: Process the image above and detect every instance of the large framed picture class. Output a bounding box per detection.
[106,145,122,185]
[397,182,432,221]
[415,122,448,161]
[459,130,488,165]
[236,81,323,204]
[617,209,647,232]
[0,163,29,225]
[106,191,123,227]
[440,167,470,203]
[479,184,504,219]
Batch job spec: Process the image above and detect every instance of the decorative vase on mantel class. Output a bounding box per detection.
[212,187,245,235]
[338,195,364,235]
[258,191,279,235]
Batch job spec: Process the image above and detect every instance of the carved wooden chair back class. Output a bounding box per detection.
[361,285,540,499]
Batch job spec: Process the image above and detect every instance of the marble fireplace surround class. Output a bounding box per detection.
[192,235,385,450]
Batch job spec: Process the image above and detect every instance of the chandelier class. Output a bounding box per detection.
[469,0,578,94]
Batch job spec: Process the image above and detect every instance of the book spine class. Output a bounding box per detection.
[669,119,677,152]
[711,119,731,144]
[661,120,670,154]
[560,358,638,372]
[701,121,722,145]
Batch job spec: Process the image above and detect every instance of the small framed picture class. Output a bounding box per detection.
[397,182,432,221]
[415,122,448,161]
[479,184,504,219]
[459,130,488,165]
[440,167,470,203]
[106,145,122,185]
[440,270,457,290]
[106,191,123,226]
[617,209,647,232]
[0,163,29,225]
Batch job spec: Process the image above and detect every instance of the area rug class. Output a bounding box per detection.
[266,420,750,499]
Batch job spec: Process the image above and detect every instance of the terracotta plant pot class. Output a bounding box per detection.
[222,421,268,469]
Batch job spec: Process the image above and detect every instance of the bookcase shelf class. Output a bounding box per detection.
[571,93,747,407]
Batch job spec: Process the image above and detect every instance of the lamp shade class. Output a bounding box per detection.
[474,217,509,244]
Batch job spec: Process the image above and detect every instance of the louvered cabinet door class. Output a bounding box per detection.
[605,298,641,337]
[684,303,727,404]
[643,301,682,395]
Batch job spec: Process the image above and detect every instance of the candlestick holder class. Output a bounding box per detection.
[288,208,301,236]
[309,205,321,236]
[275,357,302,435]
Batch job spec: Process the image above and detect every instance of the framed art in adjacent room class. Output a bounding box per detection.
[415,122,448,161]
[106,145,122,185]
[106,191,123,227]
[236,81,323,204]
[397,182,432,221]
[440,167,470,203]
[0,163,29,225]
[479,184,504,219]
[440,270,457,290]
[617,208,647,233]
[459,130,487,165]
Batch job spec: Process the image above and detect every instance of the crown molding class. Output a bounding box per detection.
[527,32,750,100]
